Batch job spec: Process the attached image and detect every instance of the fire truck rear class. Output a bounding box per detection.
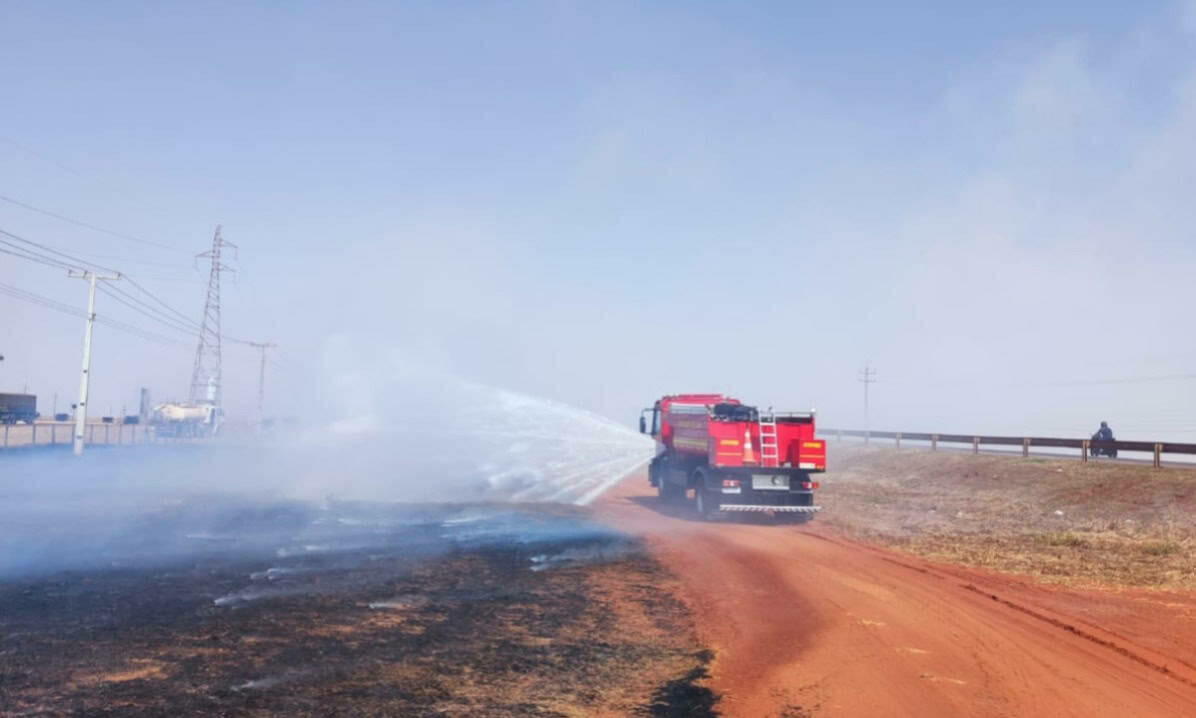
[639,394,826,521]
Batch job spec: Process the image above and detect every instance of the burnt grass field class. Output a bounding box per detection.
[0,504,717,717]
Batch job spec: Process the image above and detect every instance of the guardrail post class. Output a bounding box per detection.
[1081,440,1088,463]
[31,423,36,445]
[3,424,7,448]
[931,434,938,451]
[104,424,109,444]
[50,424,56,445]
[895,432,901,450]
[1154,444,1162,469]
[118,423,123,445]
[1022,438,1030,458]
[972,436,979,454]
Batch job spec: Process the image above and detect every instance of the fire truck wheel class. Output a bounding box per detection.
[695,485,711,520]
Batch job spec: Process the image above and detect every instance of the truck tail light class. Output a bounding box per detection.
[722,479,741,488]
[801,481,820,490]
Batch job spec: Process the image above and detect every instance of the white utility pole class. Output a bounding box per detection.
[69,270,120,455]
[859,361,877,444]
[247,341,277,428]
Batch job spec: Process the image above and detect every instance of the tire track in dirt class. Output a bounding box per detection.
[801,528,1196,683]
[595,471,1196,718]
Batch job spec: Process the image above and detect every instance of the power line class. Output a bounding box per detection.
[3,224,201,328]
[123,276,204,331]
[97,284,199,336]
[0,225,255,347]
[104,282,201,332]
[0,282,81,315]
[0,243,76,271]
[0,193,183,252]
[0,282,188,348]
[0,226,118,273]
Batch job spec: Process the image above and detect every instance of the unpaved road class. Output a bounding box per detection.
[596,471,1196,717]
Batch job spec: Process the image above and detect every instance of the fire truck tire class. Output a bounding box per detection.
[694,478,712,520]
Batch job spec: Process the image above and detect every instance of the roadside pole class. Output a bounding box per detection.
[69,270,120,456]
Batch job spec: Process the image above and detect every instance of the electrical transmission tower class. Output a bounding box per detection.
[189,225,236,407]
[859,361,877,444]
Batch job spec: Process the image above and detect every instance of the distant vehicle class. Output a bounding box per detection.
[0,393,37,424]
[1090,421,1117,458]
[1090,432,1118,458]
[151,402,223,437]
[640,394,826,522]
[54,413,69,422]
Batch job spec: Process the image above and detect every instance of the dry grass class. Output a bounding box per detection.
[819,446,1196,590]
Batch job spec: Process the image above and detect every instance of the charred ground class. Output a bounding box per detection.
[0,504,716,717]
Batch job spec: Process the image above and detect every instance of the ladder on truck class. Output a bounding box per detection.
[758,410,780,468]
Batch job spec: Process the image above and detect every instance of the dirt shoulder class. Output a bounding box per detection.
[594,470,1196,718]
[818,445,1196,590]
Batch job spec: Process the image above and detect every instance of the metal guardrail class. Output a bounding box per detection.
[824,429,1196,469]
[0,421,155,450]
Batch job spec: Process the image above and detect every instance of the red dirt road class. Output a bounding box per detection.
[595,472,1196,717]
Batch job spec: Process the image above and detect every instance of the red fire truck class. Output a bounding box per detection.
[639,394,826,521]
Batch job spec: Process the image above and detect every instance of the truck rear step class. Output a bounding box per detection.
[717,504,821,513]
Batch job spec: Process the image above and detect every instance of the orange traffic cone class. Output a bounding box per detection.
[743,428,756,464]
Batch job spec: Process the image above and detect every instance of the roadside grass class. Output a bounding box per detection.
[819,447,1196,590]
[892,531,1196,589]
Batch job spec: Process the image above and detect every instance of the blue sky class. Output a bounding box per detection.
[2,1,1196,438]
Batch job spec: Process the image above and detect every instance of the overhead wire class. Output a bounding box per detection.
[103,281,201,331]
[122,275,205,331]
[0,282,188,348]
[97,284,200,337]
[0,196,255,340]
[0,135,82,175]
[0,226,260,350]
[0,193,184,252]
[0,243,77,271]
[0,226,119,273]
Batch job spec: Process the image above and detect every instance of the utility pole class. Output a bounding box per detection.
[69,269,120,455]
[189,225,236,409]
[859,361,877,444]
[246,341,276,427]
